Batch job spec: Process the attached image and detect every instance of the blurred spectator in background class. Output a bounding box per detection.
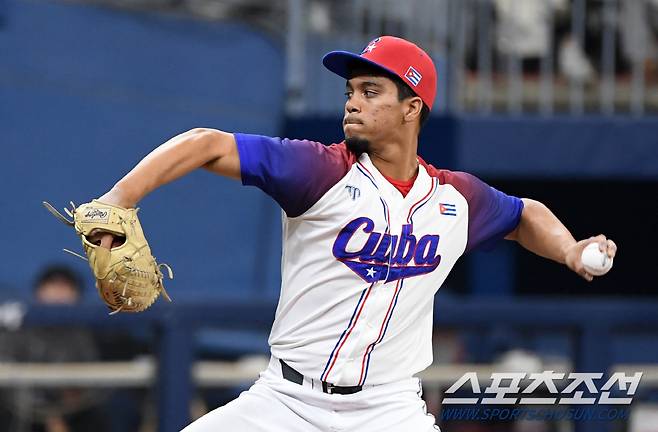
[620,0,658,83]
[0,265,109,432]
[494,0,595,82]
[32,266,83,305]
[494,0,568,68]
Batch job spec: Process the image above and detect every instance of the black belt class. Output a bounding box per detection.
[279,359,363,395]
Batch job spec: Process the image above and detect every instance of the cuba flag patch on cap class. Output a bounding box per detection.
[405,66,422,87]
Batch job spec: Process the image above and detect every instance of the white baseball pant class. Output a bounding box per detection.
[182,355,440,432]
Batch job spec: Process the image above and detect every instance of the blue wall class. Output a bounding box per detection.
[1,0,285,299]
[455,116,658,179]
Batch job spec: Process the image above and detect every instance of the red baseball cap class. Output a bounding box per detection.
[323,36,437,110]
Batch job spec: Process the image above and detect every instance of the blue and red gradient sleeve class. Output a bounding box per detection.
[443,171,524,253]
[234,133,353,217]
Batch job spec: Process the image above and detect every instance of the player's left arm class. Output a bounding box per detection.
[504,198,617,281]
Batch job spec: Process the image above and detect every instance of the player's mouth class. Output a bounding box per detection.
[344,117,363,126]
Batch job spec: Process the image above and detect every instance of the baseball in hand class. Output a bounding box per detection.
[581,242,613,276]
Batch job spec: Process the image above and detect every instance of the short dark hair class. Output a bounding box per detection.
[348,62,430,129]
[34,265,83,295]
[391,75,431,128]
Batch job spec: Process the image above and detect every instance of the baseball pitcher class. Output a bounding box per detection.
[50,36,617,431]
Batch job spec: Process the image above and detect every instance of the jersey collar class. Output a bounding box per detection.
[357,153,433,205]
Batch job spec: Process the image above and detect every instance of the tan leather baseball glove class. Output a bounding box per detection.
[43,200,173,314]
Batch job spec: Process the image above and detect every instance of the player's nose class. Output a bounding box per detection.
[345,98,360,114]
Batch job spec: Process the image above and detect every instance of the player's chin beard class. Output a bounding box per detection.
[345,136,371,156]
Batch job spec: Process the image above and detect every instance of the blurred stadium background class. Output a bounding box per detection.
[1,0,657,431]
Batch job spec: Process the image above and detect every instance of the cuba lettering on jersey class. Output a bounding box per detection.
[333,217,442,282]
[235,133,524,386]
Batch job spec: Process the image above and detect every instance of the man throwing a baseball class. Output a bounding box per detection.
[93,36,617,431]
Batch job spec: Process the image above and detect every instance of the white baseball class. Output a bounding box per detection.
[581,242,613,276]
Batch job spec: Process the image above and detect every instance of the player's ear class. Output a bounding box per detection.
[403,97,423,124]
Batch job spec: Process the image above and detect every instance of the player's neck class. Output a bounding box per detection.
[368,139,419,181]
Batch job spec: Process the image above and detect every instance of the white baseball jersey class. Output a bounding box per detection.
[235,133,523,387]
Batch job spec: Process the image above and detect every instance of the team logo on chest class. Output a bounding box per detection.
[332,217,442,282]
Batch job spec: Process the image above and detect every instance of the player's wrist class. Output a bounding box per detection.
[561,240,579,268]
[98,184,139,209]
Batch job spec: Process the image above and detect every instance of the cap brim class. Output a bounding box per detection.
[322,51,398,80]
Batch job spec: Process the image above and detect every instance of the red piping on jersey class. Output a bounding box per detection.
[356,161,378,186]
[407,177,437,223]
[358,279,402,384]
[321,282,376,382]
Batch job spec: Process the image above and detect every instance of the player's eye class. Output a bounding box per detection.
[364,90,377,97]
[344,91,353,99]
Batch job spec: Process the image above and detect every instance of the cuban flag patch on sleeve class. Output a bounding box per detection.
[439,203,457,216]
[405,66,422,87]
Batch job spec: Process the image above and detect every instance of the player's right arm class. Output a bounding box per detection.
[94,130,350,247]
[98,128,239,208]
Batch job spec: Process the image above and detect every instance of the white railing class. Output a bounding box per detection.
[3,358,657,392]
